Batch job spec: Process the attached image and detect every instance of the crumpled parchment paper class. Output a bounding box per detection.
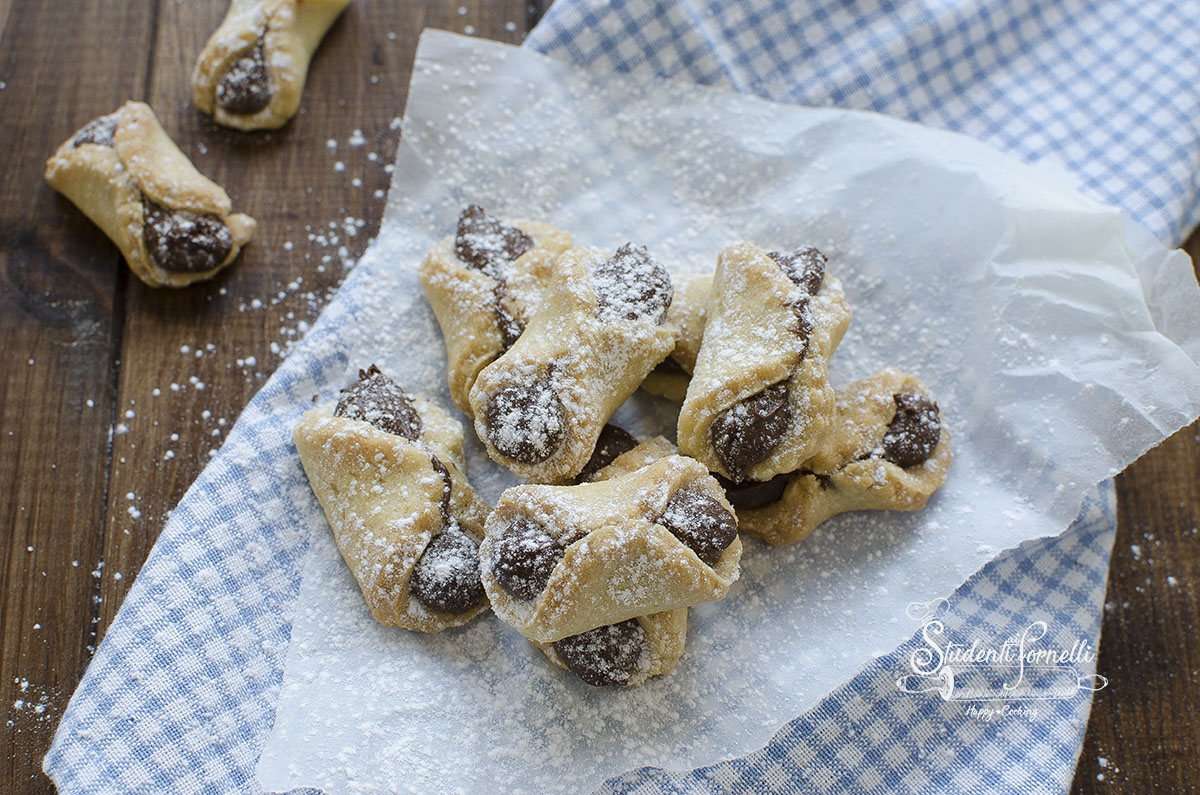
[256,30,1200,794]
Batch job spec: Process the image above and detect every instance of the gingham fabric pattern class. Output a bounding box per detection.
[44,0,1196,791]
[593,485,1114,794]
[525,0,1200,246]
[41,294,368,793]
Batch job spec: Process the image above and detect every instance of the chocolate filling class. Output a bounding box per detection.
[719,469,834,511]
[454,205,535,349]
[591,243,673,324]
[791,295,814,359]
[484,383,565,465]
[142,198,233,274]
[334,364,422,440]
[769,247,827,359]
[656,487,738,566]
[409,525,486,615]
[216,40,272,116]
[454,204,533,279]
[553,618,646,686]
[574,424,638,484]
[492,280,524,350]
[705,248,828,479]
[709,382,792,482]
[880,392,941,468]
[491,517,564,600]
[652,355,689,377]
[429,455,453,522]
[72,115,117,148]
[716,471,793,510]
[768,246,826,294]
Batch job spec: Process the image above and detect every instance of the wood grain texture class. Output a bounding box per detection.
[0,0,1197,792]
[92,0,531,645]
[0,2,157,791]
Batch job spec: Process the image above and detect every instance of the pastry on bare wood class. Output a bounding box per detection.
[192,0,352,130]
[44,102,255,288]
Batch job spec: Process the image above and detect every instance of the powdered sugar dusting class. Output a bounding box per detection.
[486,384,563,461]
[258,32,1200,794]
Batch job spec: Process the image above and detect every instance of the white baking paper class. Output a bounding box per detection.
[256,31,1200,793]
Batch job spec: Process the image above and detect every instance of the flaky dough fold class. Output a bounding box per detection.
[44,102,255,287]
[294,397,490,632]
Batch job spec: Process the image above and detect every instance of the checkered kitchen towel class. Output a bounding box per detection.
[521,0,1200,791]
[44,2,1198,793]
[527,0,1200,246]
[596,485,1115,794]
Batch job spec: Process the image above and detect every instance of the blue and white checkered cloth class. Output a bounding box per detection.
[526,0,1200,246]
[44,1,1199,792]
[595,485,1115,794]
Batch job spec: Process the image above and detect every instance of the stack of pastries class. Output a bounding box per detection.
[295,206,951,687]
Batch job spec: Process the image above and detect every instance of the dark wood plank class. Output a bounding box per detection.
[1072,228,1200,791]
[530,0,556,27]
[0,2,158,792]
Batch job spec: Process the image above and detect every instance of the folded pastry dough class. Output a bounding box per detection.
[571,423,638,484]
[469,244,677,483]
[535,608,689,687]
[480,454,740,648]
[419,205,572,415]
[678,242,851,482]
[533,435,690,686]
[584,433,679,484]
[44,102,256,288]
[192,0,352,130]
[294,366,490,632]
[641,274,711,403]
[733,368,952,546]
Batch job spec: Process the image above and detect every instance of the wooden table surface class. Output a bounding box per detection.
[1,1,1196,792]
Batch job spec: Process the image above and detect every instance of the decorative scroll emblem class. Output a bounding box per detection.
[896,598,1107,716]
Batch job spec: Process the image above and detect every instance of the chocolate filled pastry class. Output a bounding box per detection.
[469,243,678,482]
[479,455,740,660]
[733,368,952,546]
[573,423,639,484]
[586,434,680,482]
[678,242,851,483]
[294,365,490,631]
[641,274,712,403]
[533,435,691,686]
[419,205,572,414]
[539,609,690,687]
[192,0,352,130]
[44,102,256,288]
